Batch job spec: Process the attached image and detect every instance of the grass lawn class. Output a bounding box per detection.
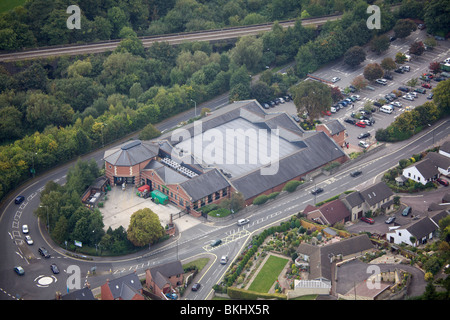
[0,0,26,14]
[248,255,289,293]
[183,257,209,272]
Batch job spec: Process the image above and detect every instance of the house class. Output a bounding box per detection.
[295,234,375,282]
[341,182,395,220]
[61,287,96,300]
[401,151,450,185]
[386,217,439,247]
[101,272,144,300]
[316,120,346,147]
[439,141,450,158]
[303,199,351,226]
[145,260,184,299]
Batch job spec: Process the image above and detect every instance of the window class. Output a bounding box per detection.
[215,191,220,200]
[222,188,227,197]
[208,194,213,203]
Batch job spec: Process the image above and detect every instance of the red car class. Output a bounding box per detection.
[437,178,449,187]
[322,110,331,116]
[361,216,374,224]
[356,121,366,128]
[422,83,432,89]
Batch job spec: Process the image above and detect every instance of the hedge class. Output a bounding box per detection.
[253,194,269,205]
[227,287,286,300]
[283,180,303,192]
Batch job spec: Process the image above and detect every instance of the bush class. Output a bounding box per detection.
[283,180,302,193]
[208,208,231,217]
[253,194,269,205]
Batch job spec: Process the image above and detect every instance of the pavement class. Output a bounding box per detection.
[99,185,201,233]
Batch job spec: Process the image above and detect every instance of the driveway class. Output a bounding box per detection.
[336,258,426,298]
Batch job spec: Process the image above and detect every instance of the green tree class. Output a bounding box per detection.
[433,79,450,115]
[291,81,332,121]
[363,63,384,81]
[127,208,165,247]
[343,46,366,67]
[393,19,417,39]
[230,36,263,72]
[370,35,390,55]
[423,0,450,36]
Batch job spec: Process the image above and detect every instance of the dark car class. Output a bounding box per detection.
[414,88,426,94]
[311,187,323,195]
[268,101,275,107]
[210,239,222,247]
[361,216,374,224]
[357,132,370,139]
[192,283,201,291]
[15,195,25,204]
[394,68,404,74]
[38,247,51,258]
[14,266,25,276]
[398,86,409,92]
[344,118,356,125]
[402,206,412,216]
[373,101,382,107]
[437,178,449,187]
[50,264,60,274]
[262,103,270,109]
[385,216,396,224]
[350,170,362,177]
[427,93,433,100]
[383,74,393,80]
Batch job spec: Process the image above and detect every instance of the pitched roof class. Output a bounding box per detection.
[425,152,450,169]
[409,158,440,179]
[359,182,393,206]
[405,217,438,239]
[103,140,159,166]
[148,261,184,289]
[62,287,95,300]
[322,120,346,135]
[315,199,351,225]
[105,273,143,300]
[440,141,450,154]
[180,169,230,202]
[342,191,365,208]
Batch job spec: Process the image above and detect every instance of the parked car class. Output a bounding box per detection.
[359,141,369,149]
[237,218,250,226]
[344,118,356,125]
[358,132,371,139]
[437,178,449,187]
[422,83,432,89]
[220,255,228,265]
[322,110,331,116]
[361,216,374,224]
[427,93,434,100]
[50,264,60,274]
[376,79,387,85]
[391,101,402,108]
[350,170,362,177]
[402,206,412,216]
[385,216,396,224]
[165,292,178,300]
[331,77,341,83]
[15,195,25,204]
[311,187,323,195]
[398,86,409,92]
[403,95,414,101]
[292,114,300,122]
[383,74,393,80]
[14,266,25,276]
[402,65,410,72]
[355,121,366,128]
[394,68,404,74]
[414,88,426,94]
[191,283,201,291]
[389,35,396,41]
[262,103,270,109]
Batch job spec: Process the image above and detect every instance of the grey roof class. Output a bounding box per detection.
[180,169,230,202]
[106,273,143,300]
[103,140,159,166]
[359,182,393,207]
[324,120,346,135]
[411,158,440,179]
[343,191,365,208]
[406,217,438,239]
[232,131,345,200]
[429,210,449,227]
[296,234,374,281]
[440,141,450,154]
[62,287,95,300]
[148,260,184,289]
[425,152,450,170]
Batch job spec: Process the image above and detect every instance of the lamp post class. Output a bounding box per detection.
[190,99,197,117]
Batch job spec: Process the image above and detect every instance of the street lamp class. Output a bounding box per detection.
[190,99,197,117]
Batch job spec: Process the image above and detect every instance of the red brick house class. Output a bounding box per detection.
[303,199,351,226]
[145,260,184,299]
[316,120,347,148]
[101,272,144,300]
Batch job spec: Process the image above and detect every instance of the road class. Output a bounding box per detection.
[0,14,341,62]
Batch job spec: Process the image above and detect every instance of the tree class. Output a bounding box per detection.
[381,57,397,72]
[395,52,407,64]
[290,81,332,121]
[423,0,450,36]
[250,81,273,103]
[393,19,417,39]
[370,35,390,55]
[409,41,425,56]
[363,63,384,81]
[139,123,161,140]
[127,208,165,247]
[351,75,368,91]
[343,46,366,67]
[406,78,419,89]
[229,36,263,72]
[429,62,441,75]
[433,79,450,115]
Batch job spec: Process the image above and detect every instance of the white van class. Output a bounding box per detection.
[330,106,336,113]
[380,105,393,114]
